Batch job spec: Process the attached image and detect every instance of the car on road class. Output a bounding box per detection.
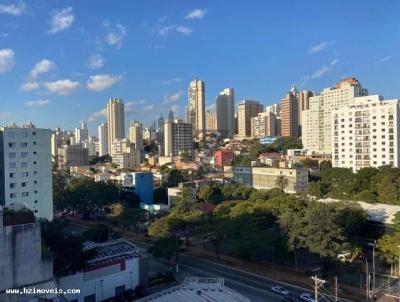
[271,285,290,295]
[300,293,315,302]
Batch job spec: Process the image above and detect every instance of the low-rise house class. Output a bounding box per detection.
[59,239,148,302]
[224,165,309,193]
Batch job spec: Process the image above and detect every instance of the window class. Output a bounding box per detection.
[33,151,37,155]
[20,142,28,148]
[21,172,29,177]
[9,152,16,159]
[21,152,28,158]
[8,142,16,148]
[21,182,28,187]
[10,193,17,199]
[21,162,28,168]
[9,162,16,169]
[7,132,16,139]
[22,192,29,197]
[33,141,37,145]
[34,200,38,204]
[9,173,15,178]
[10,183,16,188]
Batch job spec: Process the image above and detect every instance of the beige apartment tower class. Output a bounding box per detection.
[205,110,217,134]
[107,98,125,155]
[280,90,299,138]
[216,88,235,138]
[185,79,205,140]
[302,77,368,153]
[129,121,143,151]
[237,100,264,137]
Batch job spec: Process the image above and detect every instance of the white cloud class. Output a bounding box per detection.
[49,7,74,34]
[376,56,391,64]
[163,91,183,103]
[26,99,50,108]
[21,81,39,91]
[88,108,107,122]
[103,20,126,49]
[144,105,155,111]
[185,8,208,19]
[20,59,55,91]
[307,40,335,54]
[0,48,15,73]
[87,74,122,91]
[29,59,56,79]
[87,54,104,69]
[176,26,192,35]
[0,2,25,16]
[44,79,80,95]
[301,58,339,86]
[158,24,193,36]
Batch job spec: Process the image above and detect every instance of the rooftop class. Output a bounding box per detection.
[319,198,400,225]
[137,277,250,302]
[83,239,142,267]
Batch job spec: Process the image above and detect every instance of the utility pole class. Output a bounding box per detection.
[311,276,326,301]
[335,276,338,302]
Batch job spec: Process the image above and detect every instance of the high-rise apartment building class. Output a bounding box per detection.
[297,90,313,136]
[237,100,264,137]
[0,123,53,221]
[205,110,217,134]
[216,88,235,138]
[58,144,89,168]
[302,77,368,153]
[129,121,143,151]
[332,95,400,171]
[280,89,299,138]
[266,104,281,136]
[164,120,193,156]
[185,79,205,140]
[98,123,109,156]
[74,122,88,145]
[251,111,276,138]
[107,98,125,155]
[51,128,74,161]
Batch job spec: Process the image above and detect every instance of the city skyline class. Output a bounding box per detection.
[0,0,399,134]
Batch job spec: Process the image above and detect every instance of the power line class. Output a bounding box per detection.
[311,275,326,301]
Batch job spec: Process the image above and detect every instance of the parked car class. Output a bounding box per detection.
[300,293,315,302]
[271,285,290,295]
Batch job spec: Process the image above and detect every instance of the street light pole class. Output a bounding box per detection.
[361,256,369,300]
[372,240,376,300]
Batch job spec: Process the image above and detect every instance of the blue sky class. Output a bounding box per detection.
[0,0,399,134]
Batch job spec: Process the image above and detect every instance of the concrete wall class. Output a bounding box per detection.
[59,258,141,302]
[0,219,53,291]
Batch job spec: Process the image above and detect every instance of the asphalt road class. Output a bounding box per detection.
[132,239,352,302]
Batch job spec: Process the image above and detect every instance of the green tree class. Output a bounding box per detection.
[59,177,120,218]
[108,208,146,231]
[271,137,302,153]
[167,169,185,187]
[149,236,181,263]
[41,220,96,276]
[275,175,289,191]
